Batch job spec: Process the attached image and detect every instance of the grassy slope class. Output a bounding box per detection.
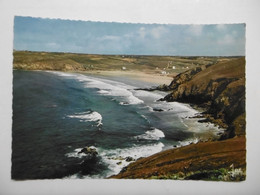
[110,136,246,181]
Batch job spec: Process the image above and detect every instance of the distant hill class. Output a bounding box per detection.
[13,50,238,75]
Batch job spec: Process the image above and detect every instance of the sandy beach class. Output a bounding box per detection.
[82,70,174,86]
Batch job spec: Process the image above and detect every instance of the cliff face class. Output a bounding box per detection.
[110,58,246,180]
[163,57,246,138]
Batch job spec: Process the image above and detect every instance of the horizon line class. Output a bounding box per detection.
[13,49,245,58]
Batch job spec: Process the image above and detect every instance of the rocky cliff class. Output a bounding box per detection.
[162,57,246,138]
[110,57,246,181]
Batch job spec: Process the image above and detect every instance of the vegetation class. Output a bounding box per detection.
[149,167,246,181]
[13,50,239,76]
[110,136,246,181]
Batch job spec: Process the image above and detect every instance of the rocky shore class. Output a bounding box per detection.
[162,57,245,139]
[110,57,246,181]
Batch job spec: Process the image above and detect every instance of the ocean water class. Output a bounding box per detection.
[12,70,223,180]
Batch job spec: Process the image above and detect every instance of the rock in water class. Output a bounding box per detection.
[78,146,98,156]
[125,156,135,162]
[153,108,164,112]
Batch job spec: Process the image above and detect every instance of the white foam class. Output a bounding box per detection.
[65,148,87,158]
[65,146,98,158]
[99,142,165,177]
[155,101,198,116]
[60,73,144,105]
[64,143,164,178]
[177,138,200,147]
[133,90,164,100]
[135,128,165,141]
[66,111,103,126]
[97,89,110,95]
[46,71,76,77]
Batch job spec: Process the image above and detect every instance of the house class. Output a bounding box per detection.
[161,71,167,75]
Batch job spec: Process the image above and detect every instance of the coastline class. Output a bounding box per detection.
[77,70,174,86]
[107,58,246,180]
[12,51,246,181]
[78,69,236,179]
[17,69,241,180]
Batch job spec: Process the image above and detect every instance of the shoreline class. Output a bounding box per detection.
[77,70,174,86]
[13,61,245,181]
[107,58,246,180]
[12,52,246,181]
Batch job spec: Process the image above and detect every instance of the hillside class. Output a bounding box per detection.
[163,57,246,138]
[111,57,246,181]
[110,136,246,180]
[13,50,237,76]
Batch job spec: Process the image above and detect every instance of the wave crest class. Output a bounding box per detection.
[135,128,165,141]
[66,111,103,127]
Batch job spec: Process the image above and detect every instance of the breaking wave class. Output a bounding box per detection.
[66,111,103,127]
[134,128,165,141]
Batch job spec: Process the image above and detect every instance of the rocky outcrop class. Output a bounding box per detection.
[162,57,246,138]
[168,67,203,90]
[78,146,98,156]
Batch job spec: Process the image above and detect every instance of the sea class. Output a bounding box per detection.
[12,70,223,180]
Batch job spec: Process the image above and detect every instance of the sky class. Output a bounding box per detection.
[13,16,245,56]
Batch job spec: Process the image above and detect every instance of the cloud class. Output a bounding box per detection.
[45,42,60,49]
[188,25,203,36]
[151,26,168,39]
[232,30,238,36]
[98,35,120,41]
[217,34,235,45]
[216,24,227,31]
[138,27,146,38]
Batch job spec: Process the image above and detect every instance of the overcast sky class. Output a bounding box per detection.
[13,16,245,56]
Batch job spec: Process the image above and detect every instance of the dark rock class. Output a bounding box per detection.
[78,146,98,156]
[156,84,171,91]
[120,167,128,173]
[125,156,135,162]
[117,161,122,165]
[153,108,164,112]
[198,118,211,123]
[135,84,171,92]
